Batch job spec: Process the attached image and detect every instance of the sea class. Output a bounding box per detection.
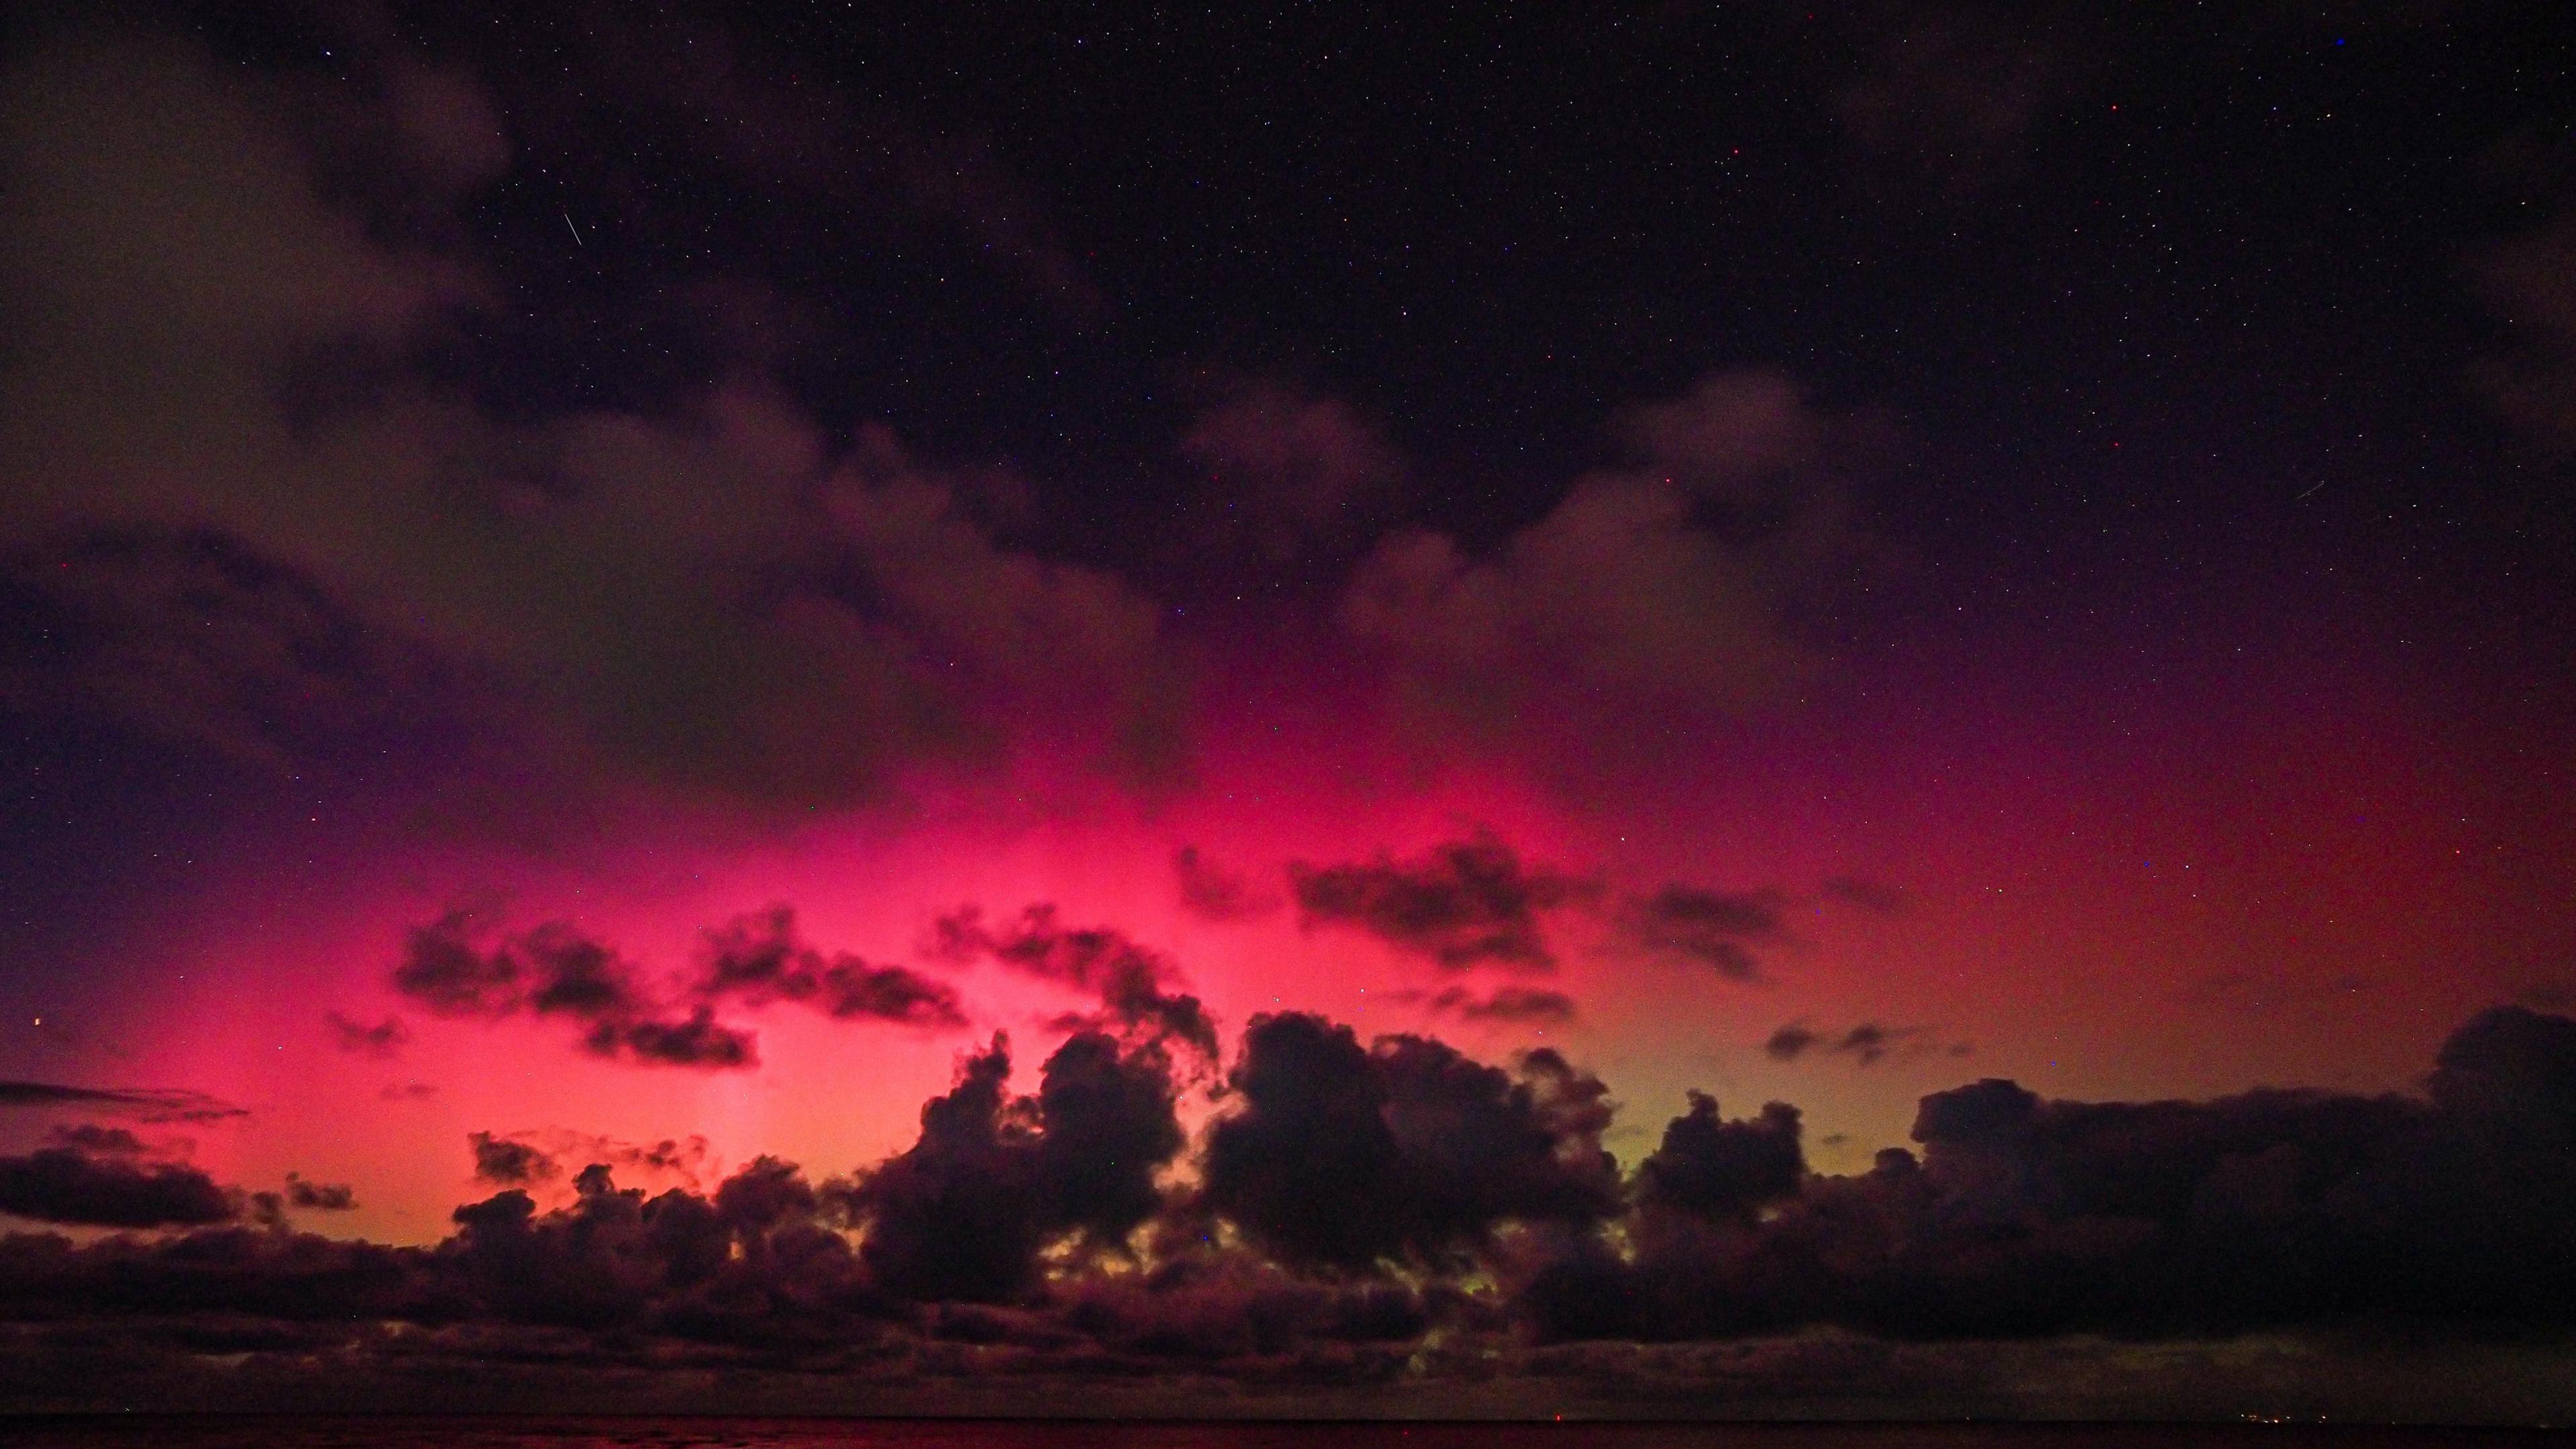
[0,1421,2566,1448]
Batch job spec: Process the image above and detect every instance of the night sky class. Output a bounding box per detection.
[3,0,2575,1423]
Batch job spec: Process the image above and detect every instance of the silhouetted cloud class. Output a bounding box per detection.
[836,1030,1186,1303]
[1525,1004,2576,1344]
[1766,1020,1932,1066]
[928,905,1216,1059]
[1289,835,1591,971]
[698,905,966,1029]
[284,1175,356,1212]
[469,1132,557,1186]
[1404,985,1579,1026]
[0,1146,234,1228]
[0,1081,244,1124]
[393,908,759,1070]
[46,1125,146,1155]
[1199,1013,1618,1272]
[1621,883,1786,980]
[0,1006,2572,1413]
[1635,1094,1807,1224]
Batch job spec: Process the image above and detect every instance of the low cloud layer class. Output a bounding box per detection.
[1,1005,2575,1413]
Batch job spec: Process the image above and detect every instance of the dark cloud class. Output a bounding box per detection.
[393,909,758,1071]
[929,906,1216,1059]
[470,1131,713,1196]
[697,905,966,1030]
[1198,1014,1619,1273]
[1289,834,1591,971]
[1407,985,1580,1026]
[1635,1094,1807,1225]
[586,1009,758,1069]
[1527,1004,2576,1344]
[0,1147,235,1228]
[837,1030,1185,1303]
[325,1012,408,1058]
[1171,845,1277,922]
[284,1175,357,1212]
[1765,1024,1821,1061]
[1766,1021,1930,1066]
[45,1125,146,1156]
[1621,883,1786,980]
[0,1007,2573,1414]
[380,1081,438,1102]
[469,1132,557,1187]
[0,1081,244,1125]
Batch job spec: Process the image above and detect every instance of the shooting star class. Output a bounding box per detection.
[563,211,584,247]
[2295,480,2324,500]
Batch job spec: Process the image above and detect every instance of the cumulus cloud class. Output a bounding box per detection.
[1525,1004,2576,1344]
[836,1030,1186,1303]
[469,1132,557,1187]
[1198,1014,1619,1272]
[1342,370,1884,731]
[1289,834,1593,971]
[46,1126,147,1156]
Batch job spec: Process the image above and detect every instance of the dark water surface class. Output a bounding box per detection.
[2,1421,2567,1448]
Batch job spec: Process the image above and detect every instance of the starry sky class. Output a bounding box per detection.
[1,0,2575,1422]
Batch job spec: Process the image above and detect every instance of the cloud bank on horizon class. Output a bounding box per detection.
[0,1002,2571,1417]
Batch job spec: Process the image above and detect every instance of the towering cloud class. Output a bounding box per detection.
[1198,1014,1619,1272]
[838,1030,1185,1303]
[0,1006,2569,1416]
